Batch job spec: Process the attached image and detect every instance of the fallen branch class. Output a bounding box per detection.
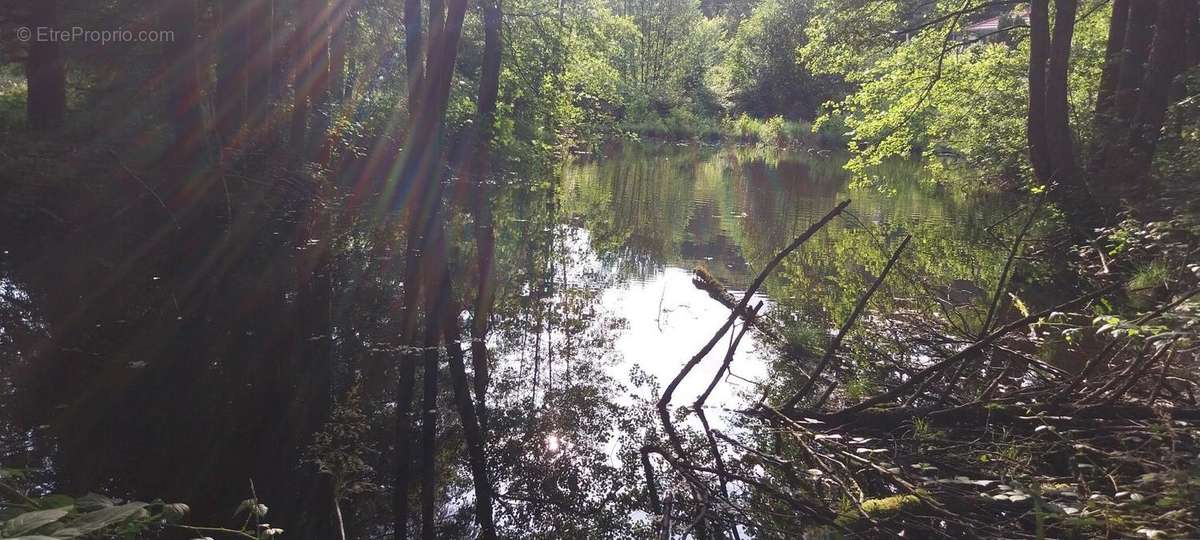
[783,234,911,410]
[834,283,1120,416]
[692,268,782,343]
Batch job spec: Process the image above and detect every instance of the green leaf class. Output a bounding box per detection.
[3,508,70,537]
[33,495,74,510]
[73,493,114,512]
[161,503,190,524]
[51,502,148,538]
[234,499,255,518]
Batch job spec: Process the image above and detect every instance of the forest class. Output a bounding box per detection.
[0,0,1198,538]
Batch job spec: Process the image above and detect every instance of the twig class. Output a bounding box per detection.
[783,234,911,410]
[169,524,257,539]
[694,302,762,409]
[981,203,1040,338]
[106,149,181,230]
[835,283,1119,416]
[657,201,847,416]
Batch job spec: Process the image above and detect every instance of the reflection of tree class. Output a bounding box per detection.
[562,143,700,283]
[562,143,1016,301]
[0,186,342,533]
[487,185,660,537]
[559,143,1022,423]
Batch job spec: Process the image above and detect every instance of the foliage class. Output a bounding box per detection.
[715,0,843,120]
[305,384,376,502]
[802,1,1108,190]
[0,474,282,540]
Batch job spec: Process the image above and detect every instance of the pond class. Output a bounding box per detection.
[0,140,1020,536]
[534,142,1015,415]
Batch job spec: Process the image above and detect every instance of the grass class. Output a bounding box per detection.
[619,109,846,148]
[1129,259,1170,291]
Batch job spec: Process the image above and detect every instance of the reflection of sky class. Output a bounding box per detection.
[601,266,771,411]
[551,226,771,429]
[557,144,1012,426]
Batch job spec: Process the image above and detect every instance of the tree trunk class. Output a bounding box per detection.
[468,0,503,431]
[1112,0,1159,125]
[393,0,431,531]
[1092,0,1158,183]
[1026,0,1051,183]
[1125,0,1190,187]
[477,0,502,135]
[318,0,352,166]
[215,0,248,147]
[331,8,349,103]
[418,312,440,540]
[391,0,471,533]
[245,0,275,143]
[25,0,66,130]
[289,0,318,153]
[443,308,498,540]
[392,335,419,540]
[306,4,332,165]
[1087,0,1128,177]
[405,0,425,114]
[1045,0,1078,184]
[162,0,205,157]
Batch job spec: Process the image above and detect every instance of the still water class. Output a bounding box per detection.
[0,141,1016,535]
[513,141,1012,414]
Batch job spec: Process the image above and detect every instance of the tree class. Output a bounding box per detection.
[25,0,66,130]
[215,0,248,146]
[1124,0,1190,189]
[290,0,329,156]
[802,0,1195,226]
[162,0,204,156]
[389,0,485,536]
[1026,0,1079,205]
[720,0,840,120]
[469,0,503,431]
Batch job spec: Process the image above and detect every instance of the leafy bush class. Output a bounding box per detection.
[0,472,282,540]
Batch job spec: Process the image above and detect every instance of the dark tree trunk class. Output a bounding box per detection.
[317,0,352,166]
[1125,0,1190,187]
[163,0,205,157]
[1112,0,1159,125]
[392,332,419,540]
[391,0,471,534]
[1027,0,1051,183]
[468,0,503,431]
[1029,0,1091,228]
[25,0,66,130]
[239,0,275,144]
[215,0,248,147]
[1087,0,1129,174]
[443,304,498,540]
[1096,0,1130,117]
[1045,0,1078,183]
[393,0,431,532]
[1092,0,1158,182]
[306,11,332,165]
[331,8,349,103]
[418,310,440,540]
[477,0,502,134]
[289,0,318,153]
[405,0,425,113]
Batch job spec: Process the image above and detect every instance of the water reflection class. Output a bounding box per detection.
[558,141,1015,409]
[0,140,1017,537]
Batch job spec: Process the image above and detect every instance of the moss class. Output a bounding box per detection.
[861,494,921,514]
[835,494,922,527]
